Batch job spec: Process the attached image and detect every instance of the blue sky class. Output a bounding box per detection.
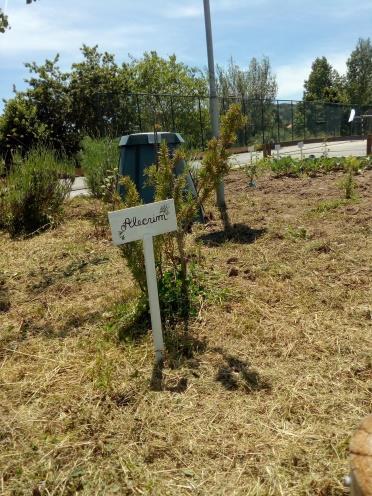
[1,0,371,108]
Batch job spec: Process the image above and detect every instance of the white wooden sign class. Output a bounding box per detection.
[297,141,304,149]
[275,144,281,151]
[108,199,177,245]
[108,199,178,362]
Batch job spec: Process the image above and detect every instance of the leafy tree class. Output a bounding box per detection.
[0,10,9,33]
[131,51,206,96]
[0,57,79,163]
[246,57,278,102]
[304,57,346,103]
[295,57,348,139]
[0,48,211,161]
[0,95,47,167]
[69,45,133,137]
[216,57,277,144]
[129,51,208,145]
[23,56,79,157]
[216,56,277,101]
[216,58,247,99]
[69,48,209,143]
[1,46,212,163]
[346,38,372,105]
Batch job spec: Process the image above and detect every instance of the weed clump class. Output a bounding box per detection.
[257,154,369,178]
[338,157,359,200]
[0,147,73,235]
[80,137,119,198]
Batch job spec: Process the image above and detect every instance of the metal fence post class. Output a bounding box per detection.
[261,100,265,144]
[291,100,294,142]
[242,96,248,146]
[170,96,175,132]
[152,96,157,131]
[303,101,306,141]
[198,97,205,149]
[277,100,280,143]
[136,94,142,132]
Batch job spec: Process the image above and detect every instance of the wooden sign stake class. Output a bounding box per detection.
[108,199,178,363]
[143,233,164,362]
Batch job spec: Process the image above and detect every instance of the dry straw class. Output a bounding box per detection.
[0,170,371,495]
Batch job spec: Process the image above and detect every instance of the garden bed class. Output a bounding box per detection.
[0,169,371,495]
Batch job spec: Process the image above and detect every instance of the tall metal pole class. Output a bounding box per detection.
[203,0,225,208]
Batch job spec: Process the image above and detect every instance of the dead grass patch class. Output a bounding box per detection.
[0,172,371,495]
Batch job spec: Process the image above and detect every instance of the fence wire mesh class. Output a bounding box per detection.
[88,93,372,149]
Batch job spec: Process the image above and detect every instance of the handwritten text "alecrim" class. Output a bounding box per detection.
[119,211,169,240]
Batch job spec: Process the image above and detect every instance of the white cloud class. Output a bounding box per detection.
[163,0,268,19]
[276,63,308,100]
[331,0,372,19]
[165,5,203,19]
[328,53,347,75]
[0,9,87,55]
[0,0,363,105]
[0,3,156,58]
[214,0,269,8]
[276,52,349,100]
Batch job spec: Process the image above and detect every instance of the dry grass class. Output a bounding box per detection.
[0,170,371,495]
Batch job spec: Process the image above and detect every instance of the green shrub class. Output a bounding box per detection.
[158,263,204,327]
[80,137,119,198]
[199,104,247,230]
[269,156,296,176]
[364,156,372,170]
[267,155,367,178]
[336,156,361,200]
[317,156,345,173]
[338,170,357,200]
[106,142,204,344]
[118,143,199,299]
[0,148,73,235]
[343,156,361,175]
[311,199,346,214]
[285,225,309,240]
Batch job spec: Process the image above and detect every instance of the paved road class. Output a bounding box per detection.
[70,176,90,198]
[230,139,367,167]
[70,139,367,197]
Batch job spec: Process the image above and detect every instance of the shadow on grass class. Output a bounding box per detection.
[150,328,207,392]
[212,347,271,393]
[165,329,207,364]
[116,299,206,359]
[150,360,189,393]
[114,292,207,393]
[0,275,10,313]
[117,308,150,342]
[197,224,266,247]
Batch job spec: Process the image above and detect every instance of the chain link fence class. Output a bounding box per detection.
[89,93,372,149]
